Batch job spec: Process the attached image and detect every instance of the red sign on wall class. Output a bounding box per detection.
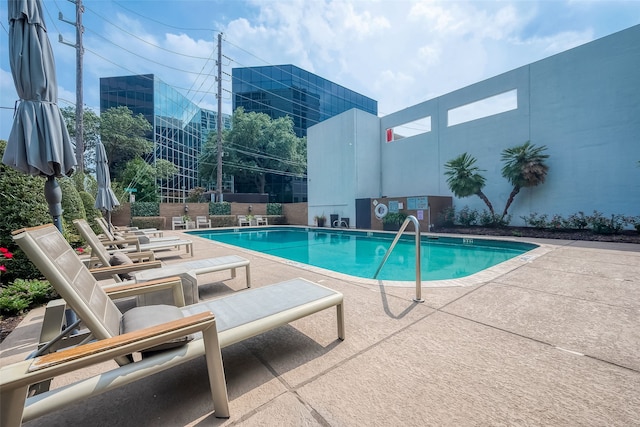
[385,128,394,143]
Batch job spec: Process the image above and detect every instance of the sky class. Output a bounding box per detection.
[1,0,639,141]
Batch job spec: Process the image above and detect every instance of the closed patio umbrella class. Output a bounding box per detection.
[2,0,76,232]
[94,142,120,231]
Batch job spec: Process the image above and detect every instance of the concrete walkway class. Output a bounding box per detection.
[1,231,639,426]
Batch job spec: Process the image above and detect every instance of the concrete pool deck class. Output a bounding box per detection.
[1,231,639,426]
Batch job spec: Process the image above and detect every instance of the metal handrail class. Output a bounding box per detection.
[373,215,424,303]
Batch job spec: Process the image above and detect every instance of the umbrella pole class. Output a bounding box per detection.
[44,176,64,232]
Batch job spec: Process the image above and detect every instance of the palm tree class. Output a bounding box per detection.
[444,153,494,215]
[500,141,549,218]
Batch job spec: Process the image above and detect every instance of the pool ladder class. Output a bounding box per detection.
[373,215,424,303]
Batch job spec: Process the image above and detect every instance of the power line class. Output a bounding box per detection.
[112,0,219,33]
[84,4,214,60]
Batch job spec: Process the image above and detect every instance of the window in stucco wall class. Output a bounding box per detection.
[447,89,517,127]
[385,116,431,142]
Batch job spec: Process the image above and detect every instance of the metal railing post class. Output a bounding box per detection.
[373,215,424,303]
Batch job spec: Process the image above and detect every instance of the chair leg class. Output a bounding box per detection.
[1,386,28,427]
[202,322,230,418]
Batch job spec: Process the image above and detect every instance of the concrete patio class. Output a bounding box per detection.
[1,230,639,426]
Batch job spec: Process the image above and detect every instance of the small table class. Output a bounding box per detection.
[186,221,196,230]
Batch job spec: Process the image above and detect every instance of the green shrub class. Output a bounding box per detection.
[565,211,588,230]
[0,279,57,316]
[60,177,87,225]
[131,216,166,230]
[382,212,408,225]
[266,203,283,216]
[210,215,237,227]
[131,202,160,217]
[479,210,510,227]
[209,202,231,215]
[0,140,53,283]
[456,206,479,226]
[79,191,103,233]
[520,212,548,228]
[588,211,625,235]
[439,206,456,227]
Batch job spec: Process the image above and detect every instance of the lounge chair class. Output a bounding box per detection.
[75,219,194,258]
[95,216,175,243]
[75,219,250,299]
[172,216,187,230]
[237,215,251,226]
[4,224,345,425]
[95,216,164,238]
[255,215,268,226]
[196,215,211,228]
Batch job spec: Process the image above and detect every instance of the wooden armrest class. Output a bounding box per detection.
[105,276,186,306]
[89,261,163,280]
[28,312,215,372]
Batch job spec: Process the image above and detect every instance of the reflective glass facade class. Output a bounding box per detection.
[100,74,231,203]
[232,64,377,138]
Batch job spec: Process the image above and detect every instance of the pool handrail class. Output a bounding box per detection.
[373,215,424,303]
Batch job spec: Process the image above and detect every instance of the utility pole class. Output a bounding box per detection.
[59,0,84,172]
[216,32,223,202]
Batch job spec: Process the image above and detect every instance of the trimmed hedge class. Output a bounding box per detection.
[131,216,166,230]
[209,202,231,215]
[131,202,160,217]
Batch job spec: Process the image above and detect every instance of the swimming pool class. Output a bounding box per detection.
[189,227,538,282]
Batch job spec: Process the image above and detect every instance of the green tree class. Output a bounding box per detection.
[61,106,101,171]
[200,108,306,193]
[500,141,549,218]
[100,106,153,180]
[119,157,178,202]
[187,187,206,202]
[444,153,495,215]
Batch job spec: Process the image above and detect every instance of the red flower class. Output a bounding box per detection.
[3,252,13,259]
[76,247,84,253]
[0,247,8,254]
[0,265,6,272]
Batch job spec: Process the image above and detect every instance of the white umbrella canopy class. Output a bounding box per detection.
[2,0,76,232]
[94,142,120,230]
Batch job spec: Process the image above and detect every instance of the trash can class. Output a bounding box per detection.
[330,214,339,228]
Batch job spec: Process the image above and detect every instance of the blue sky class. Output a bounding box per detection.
[1,0,639,140]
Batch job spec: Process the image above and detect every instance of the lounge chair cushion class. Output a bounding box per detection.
[137,235,150,244]
[109,252,134,280]
[121,304,193,352]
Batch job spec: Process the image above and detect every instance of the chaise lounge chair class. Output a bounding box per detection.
[95,216,163,238]
[2,224,345,426]
[74,219,194,257]
[75,219,251,303]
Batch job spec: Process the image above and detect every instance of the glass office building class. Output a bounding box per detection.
[232,65,378,202]
[232,64,377,138]
[100,74,231,202]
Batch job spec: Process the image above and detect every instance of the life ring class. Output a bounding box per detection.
[374,203,388,219]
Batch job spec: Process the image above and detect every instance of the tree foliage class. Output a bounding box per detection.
[200,108,306,193]
[500,141,549,218]
[119,157,178,203]
[444,153,495,215]
[100,106,153,180]
[61,106,101,171]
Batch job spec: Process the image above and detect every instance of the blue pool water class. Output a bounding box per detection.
[188,227,537,281]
